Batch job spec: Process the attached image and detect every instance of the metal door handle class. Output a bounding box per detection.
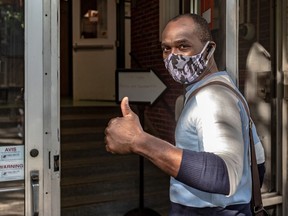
[31,170,39,216]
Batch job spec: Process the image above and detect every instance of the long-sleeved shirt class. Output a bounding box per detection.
[170,71,265,213]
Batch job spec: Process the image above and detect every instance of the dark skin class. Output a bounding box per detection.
[104,16,219,178]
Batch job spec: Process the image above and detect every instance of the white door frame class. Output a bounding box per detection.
[226,1,238,84]
[25,0,60,215]
[279,0,288,215]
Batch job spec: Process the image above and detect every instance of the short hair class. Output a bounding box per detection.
[168,13,213,44]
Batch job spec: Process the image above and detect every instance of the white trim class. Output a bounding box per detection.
[190,0,200,14]
[262,192,283,207]
[282,96,287,216]
[25,0,44,215]
[280,0,287,215]
[43,0,61,215]
[25,0,60,215]
[226,1,239,85]
[50,0,61,214]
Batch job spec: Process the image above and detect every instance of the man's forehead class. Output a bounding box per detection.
[163,18,196,35]
[167,17,195,28]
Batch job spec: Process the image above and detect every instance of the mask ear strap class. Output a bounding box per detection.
[203,41,216,65]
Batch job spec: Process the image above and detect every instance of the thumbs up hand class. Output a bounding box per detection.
[104,97,143,154]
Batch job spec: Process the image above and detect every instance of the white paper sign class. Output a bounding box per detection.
[118,70,167,104]
[0,145,24,181]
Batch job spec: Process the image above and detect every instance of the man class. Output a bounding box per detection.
[104,13,265,215]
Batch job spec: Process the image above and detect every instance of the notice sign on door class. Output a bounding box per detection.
[0,145,24,182]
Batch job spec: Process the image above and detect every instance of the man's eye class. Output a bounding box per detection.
[162,47,170,52]
[179,45,188,50]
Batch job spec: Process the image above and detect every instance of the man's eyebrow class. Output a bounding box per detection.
[161,39,190,47]
[174,39,190,44]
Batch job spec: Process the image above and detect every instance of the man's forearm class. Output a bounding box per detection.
[132,132,230,195]
[132,131,183,177]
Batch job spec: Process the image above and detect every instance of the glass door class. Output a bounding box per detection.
[0,0,25,215]
[239,0,284,214]
[0,0,60,215]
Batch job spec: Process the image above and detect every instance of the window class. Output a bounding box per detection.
[80,0,107,39]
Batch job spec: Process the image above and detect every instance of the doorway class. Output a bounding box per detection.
[72,0,116,101]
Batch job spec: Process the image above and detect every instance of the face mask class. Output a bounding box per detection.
[164,41,215,84]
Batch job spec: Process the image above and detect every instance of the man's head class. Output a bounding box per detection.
[161,13,214,58]
[161,13,218,84]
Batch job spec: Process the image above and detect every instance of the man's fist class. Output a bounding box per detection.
[104,97,143,154]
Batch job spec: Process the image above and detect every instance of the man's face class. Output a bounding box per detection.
[161,17,204,59]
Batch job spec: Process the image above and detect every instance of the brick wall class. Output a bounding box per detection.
[131,0,182,144]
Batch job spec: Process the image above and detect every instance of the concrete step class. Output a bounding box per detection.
[60,105,169,216]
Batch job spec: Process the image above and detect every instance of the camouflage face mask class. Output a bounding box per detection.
[164,41,213,84]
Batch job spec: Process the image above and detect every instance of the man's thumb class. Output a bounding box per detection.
[121,97,132,117]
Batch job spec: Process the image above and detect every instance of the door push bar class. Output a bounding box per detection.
[73,43,114,51]
[30,170,39,216]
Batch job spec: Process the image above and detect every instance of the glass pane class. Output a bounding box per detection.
[80,0,107,39]
[239,0,273,194]
[0,0,25,215]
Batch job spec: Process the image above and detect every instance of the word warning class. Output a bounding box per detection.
[0,145,24,182]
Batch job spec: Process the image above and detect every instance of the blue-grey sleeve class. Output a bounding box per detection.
[176,149,230,195]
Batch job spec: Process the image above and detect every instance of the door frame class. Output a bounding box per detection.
[278,0,288,215]
[25,0,60,215]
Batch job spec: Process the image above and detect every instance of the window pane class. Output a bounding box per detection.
[239,0,274,194]
[80,0,107,39]
[0,0,25,214]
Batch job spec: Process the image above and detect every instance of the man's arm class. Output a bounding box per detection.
[105,97,230,195]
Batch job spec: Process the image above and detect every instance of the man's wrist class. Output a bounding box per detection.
[131,130,152,155]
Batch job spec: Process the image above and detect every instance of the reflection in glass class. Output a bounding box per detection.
[80,0,107,39]
[240,0,273,202]
[0,0,25,215]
